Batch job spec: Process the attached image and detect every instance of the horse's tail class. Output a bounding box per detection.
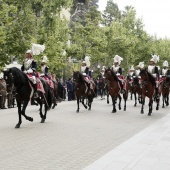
[47,86,53,110]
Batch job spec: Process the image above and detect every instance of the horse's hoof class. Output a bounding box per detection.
[112,110,116,113]
[134,104,136,107]
[119,107,121,110]
[156,107,159,110]
[148,113,151,116]
[76,110,79,113]
[85,106,88,109]
[162,106,165,108]
[15,124,21,128]
[124,108,126,111]
[107,101,109,104]
[28,117,33,122]
[141,111,144,114]
[41,118,45,123]
[88,108,91,110]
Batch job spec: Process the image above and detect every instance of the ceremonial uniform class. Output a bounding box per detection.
[81,56,91,94]
[21,50,38,97]
[147,54,160,97]
[128,66,135,86]
[40,56,54,89]
[112,55,125,92]
[159,60,169,84]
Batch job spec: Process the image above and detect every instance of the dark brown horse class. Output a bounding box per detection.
[104,68,127,113]
[139,69,159,115]
[73,71,96,112]
[126,75,133,100]
[160,75,170,108]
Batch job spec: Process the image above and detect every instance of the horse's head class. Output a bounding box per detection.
[104,68,112,80]
[104,68,118,81]
[3,69,14,86]
[73,71,84,84]
[139,69,149,81]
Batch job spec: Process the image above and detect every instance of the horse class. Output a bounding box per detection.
[104,68,127,113]
[133,76,142,107]
[160,75,170,108]
[73,71,96,112]
[139,69,159,115]
[3,67,53,128]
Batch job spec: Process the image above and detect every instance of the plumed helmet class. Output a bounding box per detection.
[129,65,135,71]
[32,43,45,55]
[150,54,159,63]
[82,61,86,64]
[138,62,144,69]
[26,49,33,57]
[84,56,90,67]
[163,60,168,67]
[41,56,48,63]
[113,55,123,65]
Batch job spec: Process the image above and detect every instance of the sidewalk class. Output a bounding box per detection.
[84,112,170,170]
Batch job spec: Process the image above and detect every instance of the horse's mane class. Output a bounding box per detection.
[140,69,155,86]
[133,76,139,84]
[10,67,28,85]
[108,68,119,81]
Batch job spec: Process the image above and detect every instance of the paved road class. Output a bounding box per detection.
[0,96,169,170]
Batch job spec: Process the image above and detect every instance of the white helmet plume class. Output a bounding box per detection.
[84,56,90,67]
[113,55,123,65]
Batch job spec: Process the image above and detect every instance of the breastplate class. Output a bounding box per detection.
[24,59,32,70]
[112,66,119,73]
[148,65,155,74]
[162,68,167,76]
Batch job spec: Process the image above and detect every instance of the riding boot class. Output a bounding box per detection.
[33,84,38,98]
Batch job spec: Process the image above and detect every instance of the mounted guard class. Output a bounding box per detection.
[81,56,91,94]
[159,60,169,84]
[112,55,125,93]
[146,54,160,98]
[40,56,54,89]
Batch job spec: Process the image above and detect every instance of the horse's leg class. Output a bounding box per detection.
[140,96,145,114]
[15,100,22,128]
[167,94,169,106]
[118,94,121,110]
[107,93,109,104]
[21,100,33,122]
[112,96,116,113]
[162,95,165,108]
[41,103,47,123]
[123,92,127,111]
[148,99,153,116]
[156,94,160,111]
[76,96,80,112]
[82,97,88,109]
[134,92,137,107]
[88,96,92,110]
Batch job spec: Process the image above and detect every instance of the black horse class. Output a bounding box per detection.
[73,71,96,112]
[3,67,53,128]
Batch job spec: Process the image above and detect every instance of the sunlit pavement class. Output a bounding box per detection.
[0,95,169,170]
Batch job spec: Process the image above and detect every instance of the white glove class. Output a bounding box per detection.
[24,70,27,74]
[116,73,120,76]
[159,75,162,78]
[152,74,156,78]
[138,76,141,79]
[27,69,33,73]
